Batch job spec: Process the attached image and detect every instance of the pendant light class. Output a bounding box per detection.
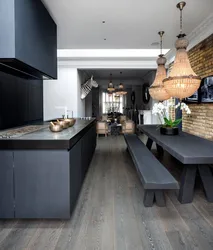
[116,72,127,95]
[149,31,171,101]
[107,73,115,92]
[163,1,201,99]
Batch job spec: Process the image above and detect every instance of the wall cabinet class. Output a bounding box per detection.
[0,0,57,79]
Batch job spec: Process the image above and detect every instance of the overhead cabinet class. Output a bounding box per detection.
[0,0,57,79]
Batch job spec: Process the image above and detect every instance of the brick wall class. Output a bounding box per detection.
[182,34,213,140]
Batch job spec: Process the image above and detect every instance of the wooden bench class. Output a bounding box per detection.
[124,134,179,207]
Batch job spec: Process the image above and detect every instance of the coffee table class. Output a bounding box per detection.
[111,124,122,136]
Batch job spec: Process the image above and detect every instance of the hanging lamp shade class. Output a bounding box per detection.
[116,72,127,95]
[163,2,201,99]
[107,73,115,92]
[116,83,127,95]
[149,31,171,101]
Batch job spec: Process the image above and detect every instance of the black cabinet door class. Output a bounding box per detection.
[0,151,14,218]
[14,150,70,219]
[69,139,82,213]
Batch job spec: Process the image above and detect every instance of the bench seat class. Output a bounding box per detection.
[124,134,179,207]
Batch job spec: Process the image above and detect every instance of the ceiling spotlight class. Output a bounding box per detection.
[102,21,106,23]
[104,38,107,41]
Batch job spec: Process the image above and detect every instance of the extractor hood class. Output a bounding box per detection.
[0,0,57,80]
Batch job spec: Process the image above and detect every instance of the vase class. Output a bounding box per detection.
[160,127,179,135]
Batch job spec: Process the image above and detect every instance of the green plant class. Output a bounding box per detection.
[163,117,182,128]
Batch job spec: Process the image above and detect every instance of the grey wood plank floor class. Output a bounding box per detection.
[0,135,213,250]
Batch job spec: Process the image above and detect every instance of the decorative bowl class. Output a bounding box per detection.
[57,119,70,129]
[69,118,76,126]
[49,122,63,132]
[64,118,76,127]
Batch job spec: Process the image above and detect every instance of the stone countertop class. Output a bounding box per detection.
[0,119,96,150]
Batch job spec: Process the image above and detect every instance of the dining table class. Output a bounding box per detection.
[138,125,213,204]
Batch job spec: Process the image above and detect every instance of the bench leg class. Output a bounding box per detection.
[144,190,155,207]
[198,165,213,202]
[146,138,153,150]
[155,190,166,207]
[156,143,164,157]
[178,165,197,204]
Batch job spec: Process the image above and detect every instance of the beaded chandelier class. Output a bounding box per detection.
[107,73,115,92]
[149,31,171,101]
[116,72,127,95]
[163,1,201,99]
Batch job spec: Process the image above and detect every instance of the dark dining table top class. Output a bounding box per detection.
[138,125,213,164]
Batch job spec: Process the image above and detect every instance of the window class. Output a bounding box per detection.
[102,92,124,114]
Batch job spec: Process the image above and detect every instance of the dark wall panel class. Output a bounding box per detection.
[0,71,43,130]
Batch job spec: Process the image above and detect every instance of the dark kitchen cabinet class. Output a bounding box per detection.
[0,151,14,218]
[0,121,96,218]
[0,0,57,79]
[69,139,82,212]
[14,150,70,219]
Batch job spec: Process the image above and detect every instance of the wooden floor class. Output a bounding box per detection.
[1,135,213,250]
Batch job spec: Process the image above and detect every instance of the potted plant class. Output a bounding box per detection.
[152,101,191,135]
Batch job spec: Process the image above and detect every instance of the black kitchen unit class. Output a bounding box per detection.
[0,119,96,219]
[0,0,57,79]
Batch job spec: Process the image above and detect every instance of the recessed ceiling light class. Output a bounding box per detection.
[104,38,107,41]
[102,21,106,23]
[151,42,160,46]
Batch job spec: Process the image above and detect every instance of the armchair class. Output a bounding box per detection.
[120,115,127,124]
[101,115,108,121]
[122,120,135,134]
[96,121,108,137]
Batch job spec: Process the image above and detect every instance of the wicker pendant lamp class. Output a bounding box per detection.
[163,2,201,99]
[149,31,171,101]
[107,73,115,92]
[116,72,127,95]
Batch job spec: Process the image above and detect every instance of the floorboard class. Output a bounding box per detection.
[0,135,213,250]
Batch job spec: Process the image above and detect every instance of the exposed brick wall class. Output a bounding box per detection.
[182,34,213,140]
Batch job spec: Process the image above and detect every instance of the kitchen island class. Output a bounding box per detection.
[0,119,96,219]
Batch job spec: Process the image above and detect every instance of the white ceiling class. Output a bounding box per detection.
[80,69,152,80]
[42,0,213,49]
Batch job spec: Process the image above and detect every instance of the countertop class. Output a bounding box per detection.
[0,119,96,150]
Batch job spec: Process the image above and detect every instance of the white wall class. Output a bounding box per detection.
[43,66,80,121]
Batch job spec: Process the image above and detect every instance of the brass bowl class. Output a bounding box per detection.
[64,118,76,127]
[57,120,70,129]
[49,122,63,132]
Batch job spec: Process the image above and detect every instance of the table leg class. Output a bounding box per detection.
[178,165,197,204]
[146,138,153,150]
[144,190,155,207]
[198,165,213,202]
[156,143,164,157]
[155,190,166,207]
